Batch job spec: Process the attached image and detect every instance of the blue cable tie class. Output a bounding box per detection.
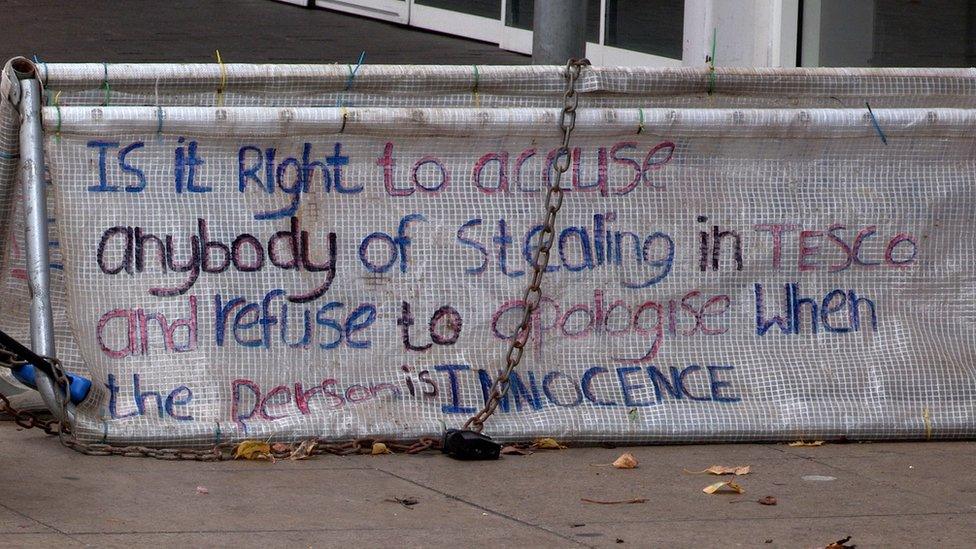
[345,50,366,91]
[865,102,887,145]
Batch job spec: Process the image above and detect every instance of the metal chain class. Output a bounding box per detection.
[0,352,66,437]
[464,58,590,433]
[0,350,443,461]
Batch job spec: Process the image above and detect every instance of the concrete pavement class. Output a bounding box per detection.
[0,426,973,547]
[0,2,973,548]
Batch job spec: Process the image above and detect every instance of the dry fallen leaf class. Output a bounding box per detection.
[685,465,750,476]
[234,440,273,461]
[385,496,418,508]
[500,445,532,456]
[789,440,825,447]
[702,480,745,495]
[757,496,777,506]
[580,497,647,505]
[371,442,392,455]
[533,437,567,450]
[825,535,854,549]
[612,452,639,469]
[290,439,317,460]
[271,442,290,453]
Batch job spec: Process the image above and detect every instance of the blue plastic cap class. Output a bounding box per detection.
[10,364,92,405]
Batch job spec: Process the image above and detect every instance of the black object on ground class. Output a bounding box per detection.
[441,429,501,460]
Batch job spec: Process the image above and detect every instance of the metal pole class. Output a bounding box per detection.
[18,77,71,424]
[532,0,588,64]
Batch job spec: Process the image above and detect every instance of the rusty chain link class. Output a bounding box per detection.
[0,326,445,460]
[0,351,65,437]
[464,58,590,433]
[0,59,589,458]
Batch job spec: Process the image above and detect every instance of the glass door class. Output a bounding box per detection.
[410,0,502,43]
[315,0,409,24]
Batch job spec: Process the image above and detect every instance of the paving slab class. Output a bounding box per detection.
[2,427,974,547]
[0,506,53,535]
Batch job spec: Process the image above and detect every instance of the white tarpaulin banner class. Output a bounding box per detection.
[2,63,975,445]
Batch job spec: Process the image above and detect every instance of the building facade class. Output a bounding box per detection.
[276,0,976,68]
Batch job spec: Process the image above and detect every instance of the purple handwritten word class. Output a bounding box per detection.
[97,296,197,359]
[96,216,337,302]
[490,289,730,364]
[754,223,917,271]
[380,141,675,197]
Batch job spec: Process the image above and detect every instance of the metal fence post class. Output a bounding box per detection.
[532,0,588,64]
[18,76,72,424]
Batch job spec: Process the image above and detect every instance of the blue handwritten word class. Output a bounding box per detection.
[358,213,425,273]
[214,289,376,350]
[105,373,193,420]
[435,363,739,415]
[238,142,361,220]
[174,137,210,193]
[755,282,877,335]
[457,212,673,288]
[86,140,147,192]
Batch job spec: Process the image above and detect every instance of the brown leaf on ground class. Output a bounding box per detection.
[825,535,855,548]
[371,442,392,455]
[290,440,317,460]
[580,497,648,505]
[233,440,273,461]
[702,480,744,495]
[612,452,639,469]
[500,445,532,455]
[685,465,750,476]
[757,496,777,505]
[533,437,567,450]
[271,442,289,453]
[789,440,825,447]
[384,496,418,508]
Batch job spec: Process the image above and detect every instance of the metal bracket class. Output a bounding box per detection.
[1,66,20,107]
[2,57,38,108]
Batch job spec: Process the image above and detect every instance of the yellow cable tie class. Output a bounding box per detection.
[472,65,481,108]
[53,90,63,141]
[215,49,227,107]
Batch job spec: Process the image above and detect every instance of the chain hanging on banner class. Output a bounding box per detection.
[459,59,590,440]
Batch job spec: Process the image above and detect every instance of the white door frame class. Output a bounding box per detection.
[315,0,409,24]
[409,2,502,44]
